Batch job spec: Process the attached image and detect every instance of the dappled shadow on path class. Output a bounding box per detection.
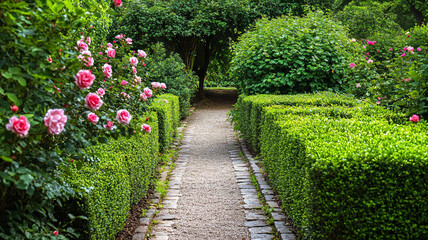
[196,88,238,109]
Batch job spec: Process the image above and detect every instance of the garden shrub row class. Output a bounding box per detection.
[233,92,358,153]
[62,94,180,239]
[150,94,180,153]
[234,93,427,239]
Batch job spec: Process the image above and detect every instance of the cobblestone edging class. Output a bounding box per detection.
[131,121,189,240]
[235,132,297,240]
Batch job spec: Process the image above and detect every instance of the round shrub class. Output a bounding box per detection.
[230,11,355,95]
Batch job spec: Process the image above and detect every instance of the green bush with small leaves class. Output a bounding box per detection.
[230,10,354,95]
[232,92,358,153]
[64,113,159,240]
[260,113,428,239]
[150,94,180,152]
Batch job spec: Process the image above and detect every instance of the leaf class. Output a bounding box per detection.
[1,71,12,79]
[8,67,21,74]
[0,87,4,95]
[15,77,27,87]
[1,156,13,163]
[7,93,21,105]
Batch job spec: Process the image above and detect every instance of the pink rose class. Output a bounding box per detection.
[376,101,380,105]
[126,38,132,45]
[132,67,137,74]
[409,115,419,122]
[53,231,59,236]
[140,92,147,101]
[78,51,94,67]
[6,115,30,138]
[407,46,414,52]
[115,34,124,39]
[104,120,116,130]
[107,43,113,48]
[102,63,112,78]
[44,109,67,135]
[86,37,91,45]
[141,124,151,133]
[365,52,369,55]
[77,40,88,51]
[151,82,161,88]
[97,88,105,97]
[401,53,406,57]
[138,50,147,58]
[135,76,142,84]
[404,47,408,51]
[116,109,132,125]
[130,57,138,66]
[85,93,103,111]
[121,80,128,86]
[114,0,122,7]
[75,70,95,90]
[11,105,18,112]
[356,83,361,88]
[417,47,422,51]
[106,48,115,58]
[47,57,52,63]
[87,113,99,124]
[367,60,373,63]
[144,87,152,98]
[160,83,166,89]
[389,48,393,51]
[365,57,369,60]
[349,63,355,68]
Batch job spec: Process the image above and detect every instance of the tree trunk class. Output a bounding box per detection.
[408,1,425,25]
[196,39,211,99]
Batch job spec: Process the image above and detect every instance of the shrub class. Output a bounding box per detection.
[230,10,354,95]
[159,94,180,130]
[232,92,358,152]
[334,1,402,40]
[150,94,180,152]
[260,113,428,239]
[63,112,159,239]
[143,43,197,119]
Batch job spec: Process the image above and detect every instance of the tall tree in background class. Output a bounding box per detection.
[112,0,313,97]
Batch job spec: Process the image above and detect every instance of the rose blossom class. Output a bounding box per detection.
[144,87,152,98]
[126,38,132,45]
[121,80,128,85]
[130,57,138,66]
[132,67,137,74]
[87,113,99,124]
[417,47,422,51]
[389,48,393,51]
[115,34,124,39]
[401,53,406,57]
[356,83,361,88]
[107,43,113,48]
[138,50,147,58]
[75,70,95,90]
[367,59,373,63]
[151,82,161,88]
[44,109,67,135]
[141,124,151,133]
[160,83,167,89]
[104,120,116,130]
[349,63,355,68]
[77,40,88,51]
[102,63,113,78]
[114,0,122,7]
[86,37,91,45]
[106,48,115,58]
[47,57,52,63]
[6,115,30,138]
[409,115,419,122]
[97,88,105,97]
[140,92,147,101]
[85,93,103,111]
[116,109,132,125]
[53,231,59,236]
[11,105,18,112]
[135,75,142,84]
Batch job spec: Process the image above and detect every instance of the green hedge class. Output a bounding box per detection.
[260,112,428,239]
[233,92,358,153]
[150,94,180,153]
[64,113,159,240]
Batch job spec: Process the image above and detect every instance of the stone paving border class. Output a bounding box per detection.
[235,132,297,240]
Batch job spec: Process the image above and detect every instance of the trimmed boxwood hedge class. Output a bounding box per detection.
[261,113,428,239]
[64,113,159,240]
[150,94,180,153]
[233,92,358,153]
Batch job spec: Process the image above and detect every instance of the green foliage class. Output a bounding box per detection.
[0,0,115,238]
[346,28,428,118]
[64,113,159,239]
[232,92,358,153]
[150,94,180,153]
[335,1,402,39]
[159,94,180,131]
[143,43,197,119]
[230,11,354,95]
[260,112,428,239]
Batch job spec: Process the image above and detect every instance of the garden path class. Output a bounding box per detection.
[145,90,295,240]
